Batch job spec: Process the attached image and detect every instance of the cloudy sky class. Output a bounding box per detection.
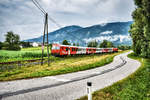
[0,0,135,41]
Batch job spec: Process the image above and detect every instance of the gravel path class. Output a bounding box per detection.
[0,51,141,100]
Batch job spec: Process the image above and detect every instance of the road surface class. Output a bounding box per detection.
[0,51,141,100]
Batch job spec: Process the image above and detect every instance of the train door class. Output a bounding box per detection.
[68,47,70,55]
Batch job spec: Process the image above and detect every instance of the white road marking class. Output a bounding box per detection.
[44,76,70,82]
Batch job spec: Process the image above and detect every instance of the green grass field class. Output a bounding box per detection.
[0,51,125,81]
[0,47,49,62]
[78,53,150,100]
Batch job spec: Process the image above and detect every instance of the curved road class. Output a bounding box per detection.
[0,51,141,100]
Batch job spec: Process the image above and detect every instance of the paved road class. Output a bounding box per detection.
[0,51,141,100]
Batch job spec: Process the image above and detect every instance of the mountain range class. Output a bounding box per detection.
[24,21,133,46]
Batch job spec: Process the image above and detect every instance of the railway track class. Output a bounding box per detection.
[0,59,45,65]
[0,58,48,72]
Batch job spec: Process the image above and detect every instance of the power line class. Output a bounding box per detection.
[31,0,62,28]
[31,0,87,45]
[48,17,62,28]
[31,0,61,27]
[33,0,46,13]
[32,0,46,15]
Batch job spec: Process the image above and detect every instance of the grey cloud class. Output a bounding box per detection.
[0,0,135,41]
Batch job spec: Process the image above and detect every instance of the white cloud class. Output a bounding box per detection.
[83,35,131,43]
[99,22,108,27]
[101,31,113,35]
[0,0,135,41]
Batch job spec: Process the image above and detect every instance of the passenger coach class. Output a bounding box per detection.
[51,44,118,56]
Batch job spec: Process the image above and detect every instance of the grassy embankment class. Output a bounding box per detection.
[78,53,150,100]
[0,51,125,81]
[0,47,49,63]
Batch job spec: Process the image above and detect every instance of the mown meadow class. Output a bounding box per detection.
[0,47,49,62]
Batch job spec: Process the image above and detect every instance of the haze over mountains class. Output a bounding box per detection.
[25,21,133,46]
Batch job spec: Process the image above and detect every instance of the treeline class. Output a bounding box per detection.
[130,0,150,58]
[87,40,114,48]
[0,31,33,51]
[62,40,79,46]
[62,39,131,50]
[62,39,114,48]
[117,45,131,50]
[87,40,131,50]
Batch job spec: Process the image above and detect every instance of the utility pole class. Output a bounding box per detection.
[46,13,50,66]
[41,13,50,66]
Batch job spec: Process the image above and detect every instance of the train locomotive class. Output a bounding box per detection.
[51,44,118,56]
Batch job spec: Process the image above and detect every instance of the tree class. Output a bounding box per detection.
[87,40,98,47]
[20,41,32,48]
[73,43,76,46]
[0,42,3,50]
[77,43,79,46]
[62,40,70,45]
[118,45,131,50]
[4,31,21,50]
[49,43,52,49]
[99,40,114,48]
[107,41,114,48]
[129,0,150,58]
[99,40,108,48]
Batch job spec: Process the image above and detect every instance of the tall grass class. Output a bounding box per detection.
[78,53,150,100]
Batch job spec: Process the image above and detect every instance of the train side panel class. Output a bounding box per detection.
[60,46,69,56]
[76,47,86,55]
[70,47,78,55]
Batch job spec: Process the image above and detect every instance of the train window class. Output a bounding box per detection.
[72,48,75,51]
[66,48,68,51]
[52,46,56,50]
[57,46,60,50]
[52,46,60,50]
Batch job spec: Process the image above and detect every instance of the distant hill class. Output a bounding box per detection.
[24,21,133,46]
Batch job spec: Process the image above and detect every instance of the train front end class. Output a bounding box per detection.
[51,44,60,56]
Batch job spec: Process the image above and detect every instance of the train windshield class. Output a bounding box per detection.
[52,45,60,50]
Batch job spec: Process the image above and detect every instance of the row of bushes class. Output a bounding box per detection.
[0,42,21,51]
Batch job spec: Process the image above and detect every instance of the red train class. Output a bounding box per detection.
[51,44,118,56]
